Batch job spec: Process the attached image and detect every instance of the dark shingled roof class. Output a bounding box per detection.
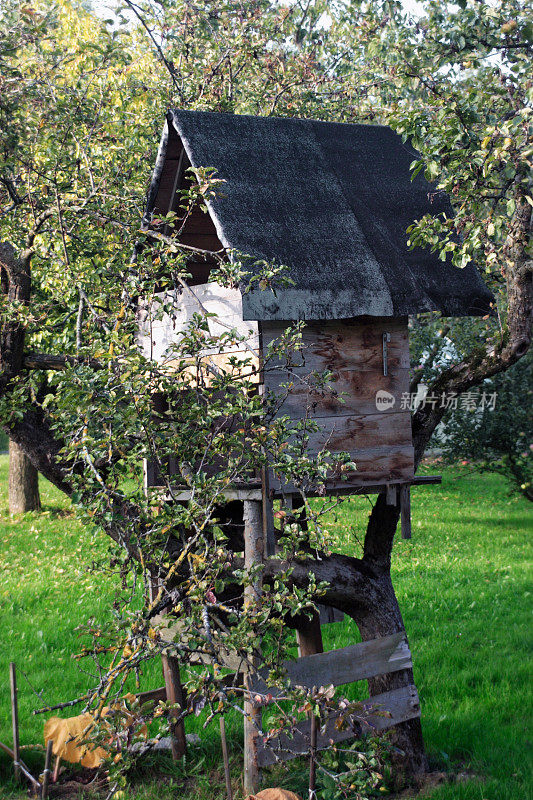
[149,109,494,321]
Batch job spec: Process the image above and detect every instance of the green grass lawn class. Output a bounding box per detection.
[0,456,531,799]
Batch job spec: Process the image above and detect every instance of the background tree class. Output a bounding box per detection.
[0,0,531,784]
[435,352,533,501]
[8,421,40,513]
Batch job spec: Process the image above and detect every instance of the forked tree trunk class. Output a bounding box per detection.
[9,439,40,514]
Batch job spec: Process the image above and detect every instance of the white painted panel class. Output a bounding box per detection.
[138,283,259,363]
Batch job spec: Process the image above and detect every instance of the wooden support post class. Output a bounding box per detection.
[220,716,233,800]
[293,496,324,660]
[309,712,317,799]
[296,608,322,798]
[296,612,324,658]
[243,499,263,797]
[385,484,397,506]
[261,468,276,558]
[149,571,187,760]
[9,663,20,782]
[42,739,53,800]
[400,485,412,539]
[161,654,187,759]
[289,497,324,799]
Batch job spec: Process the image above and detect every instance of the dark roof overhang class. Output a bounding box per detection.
[145,109,494,321]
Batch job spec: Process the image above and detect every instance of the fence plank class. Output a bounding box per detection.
[257,684,420,767]
[250,632,411,699]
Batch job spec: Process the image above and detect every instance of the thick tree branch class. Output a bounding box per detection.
[23,352,103,370]
[0,242,30,379]
[412,200,532,468]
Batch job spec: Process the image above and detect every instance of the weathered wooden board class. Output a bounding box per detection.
[288,412,412,454]
[257,684,420,767]
[250,632,411,699]
[261,319,410,374]
[262,318,413,488]
[264,367,409,418]
[268,444,415,490]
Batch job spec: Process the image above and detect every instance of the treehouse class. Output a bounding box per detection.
[139,110,493,522]
[137,111,494,786]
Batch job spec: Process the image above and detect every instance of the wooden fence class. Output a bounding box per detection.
[249,631,420,767]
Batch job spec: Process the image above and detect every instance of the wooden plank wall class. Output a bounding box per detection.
[262,318,414,490]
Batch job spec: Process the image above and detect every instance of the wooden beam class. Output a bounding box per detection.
[250,632,411,699]
[23,352,102,370]
[145,484,263,501]
[42,740,53,800]
[294,587,323,799]
[296,611,324,659]
[144,476,441,498]
[220,716,233,800]
[136,686,168,705]
[135,671,241,709]
[293,496,324,659]
[318,604,344,625]
[410,475,442,486]
[148,571,186,761]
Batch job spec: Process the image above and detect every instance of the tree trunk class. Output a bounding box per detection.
[353,572,428,779]
[8,439,40,514]
[357,493,428,779]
